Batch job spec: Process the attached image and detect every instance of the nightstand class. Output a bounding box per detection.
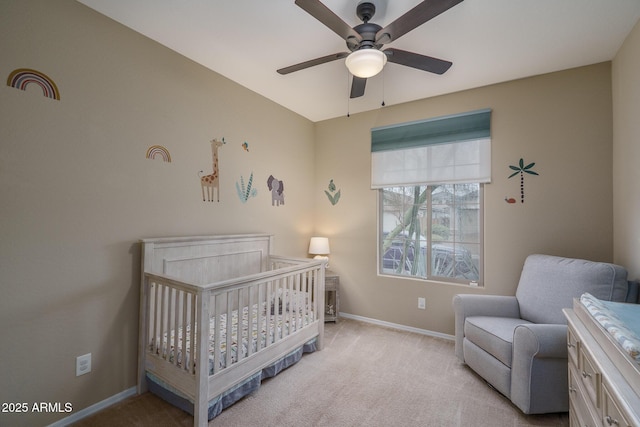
[324,270,340,322]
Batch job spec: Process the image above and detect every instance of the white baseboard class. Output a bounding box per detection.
[47,386,137,427]
[338,312,454,341]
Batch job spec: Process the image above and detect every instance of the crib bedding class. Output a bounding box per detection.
[580,292,640,363]
[151,292,315,375]
[148,297,316,421]
[147,339,317,421]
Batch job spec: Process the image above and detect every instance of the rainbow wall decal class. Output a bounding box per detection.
[146,145,172,163]
[7,68,60,100]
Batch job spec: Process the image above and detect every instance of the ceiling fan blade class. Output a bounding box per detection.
[295,0,362,42]
[376,0,464,44]
[277,52,349,75]
[385,48,452,75]
[350,76,367,98]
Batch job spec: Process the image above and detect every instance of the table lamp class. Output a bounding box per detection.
[308,237,330,267]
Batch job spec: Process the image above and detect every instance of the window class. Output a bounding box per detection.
[379,183,483,284]
[371,109,491,286]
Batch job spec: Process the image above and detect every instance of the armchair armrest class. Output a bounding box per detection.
[452,294,520,361]
[510,323,569,413]
[513,324,568,359]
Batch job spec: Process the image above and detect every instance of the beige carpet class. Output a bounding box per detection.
[73,319,569,427]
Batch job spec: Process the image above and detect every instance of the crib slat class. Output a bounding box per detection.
[279,278,284,342]
[180,291,188,372]
[308,270,312,325]
[160,285,167,360]
[299,272,304,329]
[303,271,310,326]
[212,294,221,375]
[226,291,234,368]
[297,272,303,328]
[189,293,196,374]
[294,272,301,330]
[293,273,299,331]
[312,269,318,322]
[257,283,264,352]
[152,283,159,355]
[167,288,179,366]
[284,276,290,336]
[281,277,287,339]
[149,283,156,354]
[237,287,245,362]
[266,280,273,346]
[284,275,292,337]
[236,288,242,362]
[284,276,290,337]
[273,279,281,343]
[288,274,294,335]
[155,283,163,355]
[298,272,304,328]
[247,286,254,357]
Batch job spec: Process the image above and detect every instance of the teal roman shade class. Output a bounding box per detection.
[372,109,491,152]
[371,109,492,188]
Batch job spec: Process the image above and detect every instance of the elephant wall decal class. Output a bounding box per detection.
[267,175,285,206]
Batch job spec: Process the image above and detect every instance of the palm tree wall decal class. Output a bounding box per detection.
[508,158,539,203]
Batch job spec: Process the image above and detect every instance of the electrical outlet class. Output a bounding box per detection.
[76,353,92,376]
[418,297,426,310]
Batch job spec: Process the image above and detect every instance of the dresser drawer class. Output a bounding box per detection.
[567,326,580,368]
[602,383,632,427]
[569,364,601,427]
[579,346,602,411]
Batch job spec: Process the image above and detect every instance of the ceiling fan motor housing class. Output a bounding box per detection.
[349,3,382,51]
[350,22,383,51]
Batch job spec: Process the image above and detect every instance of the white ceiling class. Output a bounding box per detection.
[76,0,640,123]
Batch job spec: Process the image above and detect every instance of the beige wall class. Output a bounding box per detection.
[314,63,615,335]
[0,1,315,426]
[613,19,640,277]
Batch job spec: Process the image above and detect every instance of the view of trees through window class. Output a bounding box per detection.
[380,183,482,284]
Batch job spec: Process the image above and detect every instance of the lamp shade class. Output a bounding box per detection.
[308,237,330,255]
[345,48,387,78]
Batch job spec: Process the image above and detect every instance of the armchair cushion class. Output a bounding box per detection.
[515,254,628,324]
[464,316,533,367]
[452,294,519,361]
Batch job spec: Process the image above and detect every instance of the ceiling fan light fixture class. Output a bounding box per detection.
[345,48,387,78]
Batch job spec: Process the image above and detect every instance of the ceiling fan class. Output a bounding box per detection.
[277,0,464,99]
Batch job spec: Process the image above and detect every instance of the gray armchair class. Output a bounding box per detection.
[453,254,631,414]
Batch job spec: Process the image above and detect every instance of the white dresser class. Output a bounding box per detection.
[564,301,640,427]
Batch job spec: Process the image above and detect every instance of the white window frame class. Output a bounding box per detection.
[377,183,484,286]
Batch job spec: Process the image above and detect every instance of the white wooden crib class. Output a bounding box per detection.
[137,234,325,426]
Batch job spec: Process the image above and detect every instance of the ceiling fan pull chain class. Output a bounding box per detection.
[347,69,351,117]
[381,68,386,107]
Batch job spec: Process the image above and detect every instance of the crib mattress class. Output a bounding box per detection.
[580,292,640,363]
[153,302,315,375]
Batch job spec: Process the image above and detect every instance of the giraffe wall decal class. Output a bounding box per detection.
[198,138,226,202]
